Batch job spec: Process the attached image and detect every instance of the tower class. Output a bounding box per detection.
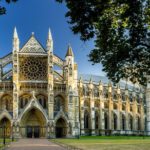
[65,45,79,136]
[47,28,54,121]
[12,27,20,137]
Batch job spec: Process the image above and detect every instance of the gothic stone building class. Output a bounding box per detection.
[0,28,146,138]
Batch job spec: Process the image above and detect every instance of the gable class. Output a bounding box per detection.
[20,35,46,53]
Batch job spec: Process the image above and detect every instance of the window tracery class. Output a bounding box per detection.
[20,57,47,80]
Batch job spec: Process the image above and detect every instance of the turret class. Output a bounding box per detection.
[13,27,19,52]
[65,44,74,64]
[46,28,53,52]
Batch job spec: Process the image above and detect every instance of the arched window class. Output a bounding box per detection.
[36,95,47,109]
[103,88,108,98]
[130,105,133,112]
[113,103,117,110]
[20,95,30,109]
[94,87,99,97]
[1,95,13,111]
[104,102,108,109]
[95,100,99,108]
[95,111,99,129]
[137,117,140,130]
[112,91,117,100]
[129,93,133,102]
[136,94,140,103]
[84,110,89,129]
[54,95,65,112]
[122,114,126,130]
[121,92,125,101]
[114,113,117,130]
[122,104,126,111]
[104,112,108,130]
[129,115,133,130]
[84,100,89,107]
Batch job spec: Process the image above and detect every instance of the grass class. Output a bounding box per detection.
[52,136,150,150]
[0,138,14,150]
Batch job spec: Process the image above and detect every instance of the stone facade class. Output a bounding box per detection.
[0,28,147,138]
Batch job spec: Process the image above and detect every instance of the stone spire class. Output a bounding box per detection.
[13,27,20,52]
[47,28,53,52]
[65,44,74,57]
[14,27,18,39]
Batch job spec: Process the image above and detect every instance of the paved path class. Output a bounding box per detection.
[6,139,66,150]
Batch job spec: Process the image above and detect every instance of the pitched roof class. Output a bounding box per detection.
[20,34,46,53]
[65,45,74,57]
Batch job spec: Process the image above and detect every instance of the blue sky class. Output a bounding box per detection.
[0,0,105,76]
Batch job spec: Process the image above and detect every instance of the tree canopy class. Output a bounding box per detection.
[0,0,17,15]
[56,0,150,86]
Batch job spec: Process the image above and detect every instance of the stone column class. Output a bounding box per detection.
[80,99,84,135]
[90,99,95,135]
[146,76,150,135]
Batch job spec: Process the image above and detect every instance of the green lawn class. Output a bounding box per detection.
[52,136,150,150]
[0,139,14,150]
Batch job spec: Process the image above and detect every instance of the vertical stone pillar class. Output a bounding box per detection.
[80,99,84,135]
[13,53,19,120]
[90,98,95,135]
[146,76,150,135]
[108,83,112,130]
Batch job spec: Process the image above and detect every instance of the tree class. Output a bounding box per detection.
[56,0,150,86]
[0,0,17,15]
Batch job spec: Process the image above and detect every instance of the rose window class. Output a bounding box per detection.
[20,58,47,80]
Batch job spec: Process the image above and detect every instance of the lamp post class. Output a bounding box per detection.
[3,121,6,145]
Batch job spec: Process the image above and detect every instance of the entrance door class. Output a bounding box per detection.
[34,126,40,138]
[26,126,40,138]
[56,118,67,138]
[27,126,33,138]
[56,127,63,138]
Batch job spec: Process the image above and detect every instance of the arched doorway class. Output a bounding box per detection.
[55,118,67,138]
[20,108,46,138]
[0,117,11,137]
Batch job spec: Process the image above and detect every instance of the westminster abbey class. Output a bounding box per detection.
[0,28,149,138]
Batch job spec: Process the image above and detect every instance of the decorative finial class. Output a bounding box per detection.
[32,32,34,36]
[48,28,52,40]
[65,44,74,57]
[13,27,18,39]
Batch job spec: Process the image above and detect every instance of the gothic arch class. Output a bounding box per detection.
[129,114,133,130]
[0,116,11,137]
[55,117,68,138]
[54,110,68,125]
[54,95,66,112]
[95,111,99,129]
[0,94,13,111]
[18,99,48,124]
[113,113,117,130]
[84,110,90,129]
[36,94,47,109]
[104,112,108,130]
[122,114,126,130]
[0,110,12,123]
